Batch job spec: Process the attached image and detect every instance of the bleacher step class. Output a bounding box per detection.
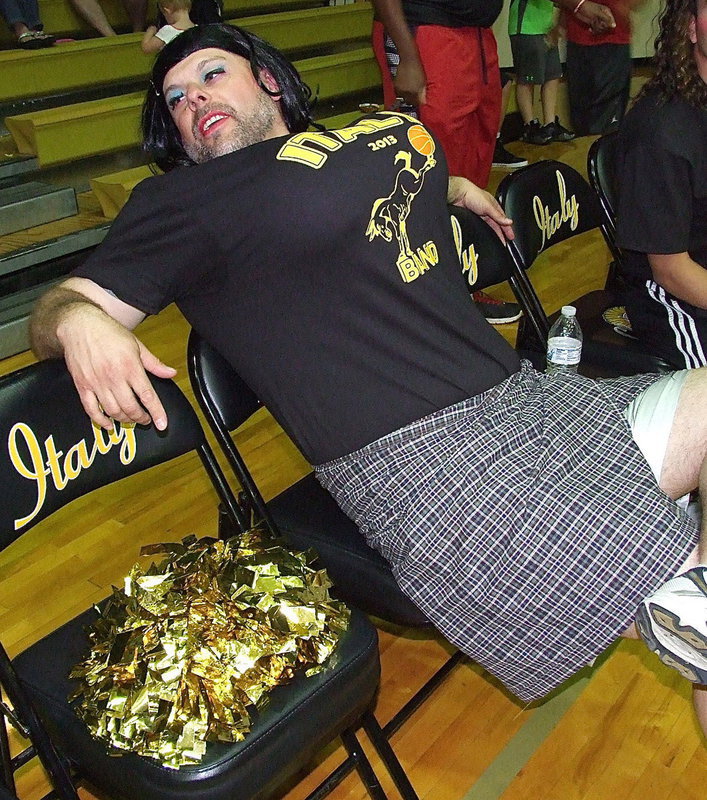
[0,181,77,236]
[0,283,49,359]
[0,153,38,183]
[4,47,379,167]
[0,224,109,279]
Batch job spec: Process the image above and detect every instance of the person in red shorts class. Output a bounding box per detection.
[372,0,616,186]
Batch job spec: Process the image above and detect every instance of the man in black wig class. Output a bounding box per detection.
[30,22,707,738]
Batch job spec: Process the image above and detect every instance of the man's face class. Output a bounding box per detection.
[690,0,707,83]
[162,48,290,163]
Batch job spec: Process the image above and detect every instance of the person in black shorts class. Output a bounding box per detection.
[615,0,707,368]
[508,0,575,145]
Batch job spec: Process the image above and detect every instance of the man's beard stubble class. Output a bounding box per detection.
[184,91,280,164]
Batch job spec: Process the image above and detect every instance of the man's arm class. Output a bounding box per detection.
[371,0,426,106]
[447,176,514,243]
[648,253,707,310]
[30,277,176,431]
[555,0,616,33]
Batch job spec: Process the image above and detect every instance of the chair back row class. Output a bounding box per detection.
[495,155,676,375]
[0,360,246,551]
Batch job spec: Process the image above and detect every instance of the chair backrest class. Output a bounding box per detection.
[0,358,245,550]
[497,159,604,271]
[448,204,517,293]
[496,160,606,345]
[587,132,622,261]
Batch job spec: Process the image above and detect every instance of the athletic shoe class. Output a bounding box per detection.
[543,117,576,142]
[492,139,528,170]
[635,565,707,684]
[521,119,552,145]
[472,291,523,324]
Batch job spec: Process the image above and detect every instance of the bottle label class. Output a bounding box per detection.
[547,336,582,365]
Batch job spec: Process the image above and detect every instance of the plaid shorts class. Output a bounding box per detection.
[315,362,699,702]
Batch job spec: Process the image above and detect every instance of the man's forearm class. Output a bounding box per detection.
[29,285,102,360]
[372,0,418,61]
[649,253,707,310]
[554,0,616,32]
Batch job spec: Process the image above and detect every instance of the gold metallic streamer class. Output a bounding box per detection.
[70,528,350,769]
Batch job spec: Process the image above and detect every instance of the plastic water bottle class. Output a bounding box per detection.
[546,305,583,376]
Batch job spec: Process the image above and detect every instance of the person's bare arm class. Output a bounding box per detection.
[30,277,176,431]
[555,0,616,33]
[447,177,515,243]
[141,25,165,54]
[371,0,426,106]
[648,252,707,310]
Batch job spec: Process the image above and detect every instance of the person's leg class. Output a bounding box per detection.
[566,40,592,135]
[68,0,116,36]
[569,43,631,134]
[622,368,707,735]
[121,0,146,31]
[0,0,29,33]
[511,34,552,144]
[499,70,514,133]
[540,77,558,125]
[416,25,501,187]
[540,45,574,141]
[372,19,397,110]
[492,69,528,170]
[515,81,535,124]
[658,377,707,735]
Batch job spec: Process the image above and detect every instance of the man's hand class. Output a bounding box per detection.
[58,304,176,431]
[30,279,176,431]
[447,176,514,243]
[576,0,616,33]
[394,55,427,107]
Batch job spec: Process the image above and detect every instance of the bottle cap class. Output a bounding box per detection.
[561,305,577,317]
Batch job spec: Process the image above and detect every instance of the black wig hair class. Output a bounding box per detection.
[142,23,314,172]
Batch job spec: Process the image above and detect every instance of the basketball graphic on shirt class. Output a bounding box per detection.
[408,125,435,157]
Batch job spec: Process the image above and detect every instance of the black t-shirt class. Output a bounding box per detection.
[402,0,501,28]
[74,113,519,463]
[614,89,707,364]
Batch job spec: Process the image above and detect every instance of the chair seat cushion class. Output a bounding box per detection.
[13,605,379,800]
[268,474,430,627]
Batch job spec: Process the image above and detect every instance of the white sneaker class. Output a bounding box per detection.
[635,566,707,683]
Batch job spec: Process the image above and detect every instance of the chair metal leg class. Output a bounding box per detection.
[383,650,466,739]
[304,651,462,799]
[363,711,419,800]
[0,646,78,800]
[306,727,388,800]
[0,711,14,793]
[339,728,388,800]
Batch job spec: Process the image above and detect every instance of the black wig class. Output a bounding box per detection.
[142,23,314,172]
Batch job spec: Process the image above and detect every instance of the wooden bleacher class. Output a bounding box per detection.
[0,0,326,47]
[0,3,372,102]
[0,0,382,358]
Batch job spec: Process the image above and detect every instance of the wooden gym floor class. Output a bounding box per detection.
[1,132,705,800]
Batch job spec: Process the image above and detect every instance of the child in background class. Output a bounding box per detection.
[141,0,194,53]
[508,0,575,144]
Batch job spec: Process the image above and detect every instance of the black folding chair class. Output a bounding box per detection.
[449,204,546,370]
[496,159,676,376]
[0,359,413,800]
[186,205,549,792]
[188,327,460,760]
[587,133,622,264]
